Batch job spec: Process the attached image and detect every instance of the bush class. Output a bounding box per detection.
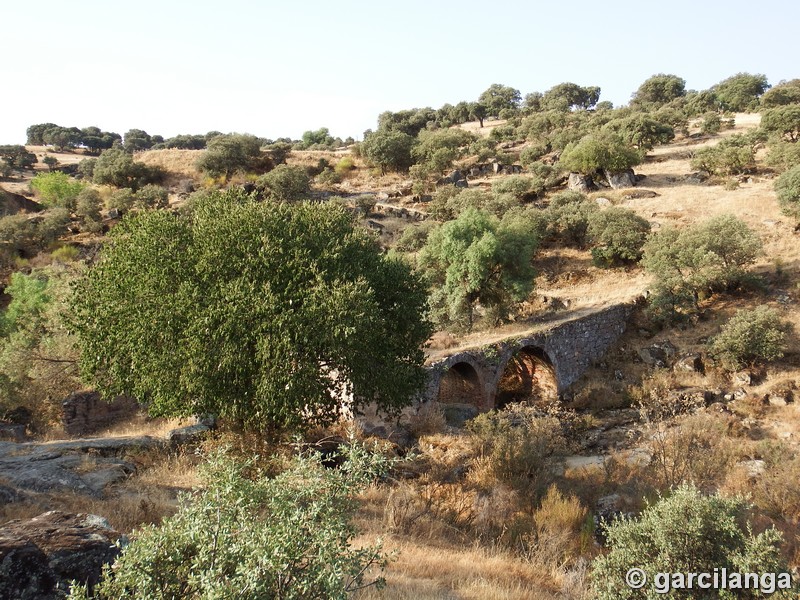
[93,148,161,191]
[51,245,80,262]
[690,134,757,175]
[774,164,800,221]
[68,446,390,600]
[544,192,598,247]
[708,306,790,370]
[196,133,265,180]
[700,111,722,135]
[30,172,85,210]
[491,175,544,201]
[591,483,791,600]
[133,183,169,209]
[107,188,135,214]
[588,207,651,267]
[334,156,356,175]
[765,138,800,172]
[559,132,643,176]
[256,164,311,202]
[395,221,436,252]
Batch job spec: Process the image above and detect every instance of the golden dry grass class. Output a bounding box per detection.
[135,148,203,179]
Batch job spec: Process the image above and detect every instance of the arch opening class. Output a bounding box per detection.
[495,347,557,409]
[437,362,483,408]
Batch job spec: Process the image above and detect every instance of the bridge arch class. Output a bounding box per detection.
[435,361,485,409]
[494,345,558,409]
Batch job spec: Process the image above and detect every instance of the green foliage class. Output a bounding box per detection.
[690,134,757,175]
[642,215,762,321]
[760,105,800,142]
[543,191,598,247]
[559,132,643,175]
[412,128,476,175]
[69,446,390,600]
[0,145,37,173]
[298,127,336,149]
[592,483,791,600]
[712,72,771,112]
[519,143,549,167]
[361,130,417,173]
[42,155,59,171]
[491,175,544,201]
[588,207,651,267]
[377,108,437,137]
[69,190,431,432]
[77,158,97,180]
[256,164,311,202]
[0,265,81,428]
[420,208,538,329]
[760,79,800,108]
[708,306,790,371]
[133,184,169,210]
[765,137,800,172]
[395,221,436,252]
[334,156,356,175]
[30,172,85,210]
[542,82,601,111]
[93,147,162,191]
[75,187,103,231]
[602,115,675,150]
[700,112,722,135]
[196,134,264,180]
[429,188,521,221]
[107,188,135,214]
[631,73,687,107]
[774,164,800,221]
[0,210,70,266]
[122,129,154,152]
[478,84,522,117]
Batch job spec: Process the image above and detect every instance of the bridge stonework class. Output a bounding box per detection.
[423,303,635,410]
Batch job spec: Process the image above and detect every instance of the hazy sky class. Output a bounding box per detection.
[3,0,797,144]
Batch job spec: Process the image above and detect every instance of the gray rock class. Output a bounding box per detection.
[0,511,121,599]
[106,208,120,219]
[0,422,26,442]
[637,346,666,367]
[674,354,704,373]
[441,403,478,428]
[595,197,612,207]
[732,372,753,386]
[605,169,637,189]
[622,189,659,199]
[567,172,594,192]
[167,423,210,445]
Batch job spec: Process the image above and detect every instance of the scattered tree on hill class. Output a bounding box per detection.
[298,127,336,149]
[69,190,431,433]
[760,105,800,142]
[542,82,601,111]
[543,191,598,247]
[75,188,103,231]
[361,130,416,173]
[760,79,800,108]
[0,145,37,174]
[602,115,675,150]
[478,84,522,117]
[712,72,770,112]
[630,73,686,107]
[469,102,488,128]
[592,484,790,600]
[774,164,800,222]
[709,306,790,370]
[196,133,265,180]
[133,184,169,210]
[690,133,759,175]
[93,147,161,191]
[42,156,59,171]
[79,126,121,154]
[122,129,155,152]
[641,215,762,320]
[376,108,437,137]
[420,208,539,329]
[559,132,642,179]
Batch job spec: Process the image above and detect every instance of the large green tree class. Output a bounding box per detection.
[196,133,264,180]
[712,72,770,112]
[69,190,432,432]
[630,73,686,107]
[420,208,539,330]
[478,83,522,117]
[360,130,417,173]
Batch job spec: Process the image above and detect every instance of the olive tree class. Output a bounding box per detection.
[70,190,431,433]
[774,164,800,221]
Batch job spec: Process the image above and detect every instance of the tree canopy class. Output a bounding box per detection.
[712,72,770,112]
[69,190,432,432]
[630,73,686,107]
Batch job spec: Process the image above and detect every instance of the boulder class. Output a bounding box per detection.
[622,189,659,200]
[62,391,139,437]
[595,197,612,207]
[0,511,121,599]
[441,403,478,428]
[167,423,210,446]
[567,172,594,192]
[674,354,704,374]
[0,422,26,442]
[605,169,637,189]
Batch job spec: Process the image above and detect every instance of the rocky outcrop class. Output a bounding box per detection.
[0,511,121,599]
[567,172,594,192]
[604,169,637,189]
[61,391,140,436]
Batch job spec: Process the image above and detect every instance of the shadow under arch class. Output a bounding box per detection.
[495,346,558,409]
[436,362,484,408]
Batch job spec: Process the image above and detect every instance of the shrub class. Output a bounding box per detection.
[774,164,800,221]
[93,147,162,191]
[315,167,341,187]
[30,172,85,210]
[544,192,598,247]
[591,483,791,600]
[588,207,651,267]
[196,133,265,180]
[133,183,169,209]
[700,111,722,135]
[51,245,80,262]
[256,164,311,202]
[520,143,549,168]
[765,138,800,172]
[708,306,790,370]
[334,156,356,175]
[491,175,544,201]
[395,221,436,252]
[559,132,643,175]
[68,446,390,600]
[107,188,135,214]
[77,158,97,180]
[690,134,757,175]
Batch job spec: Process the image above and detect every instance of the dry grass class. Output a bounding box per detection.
[136,148,203,179]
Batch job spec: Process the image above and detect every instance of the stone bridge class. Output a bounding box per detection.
[421,303,635,412]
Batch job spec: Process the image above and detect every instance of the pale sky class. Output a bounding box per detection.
[3,0,797,144]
